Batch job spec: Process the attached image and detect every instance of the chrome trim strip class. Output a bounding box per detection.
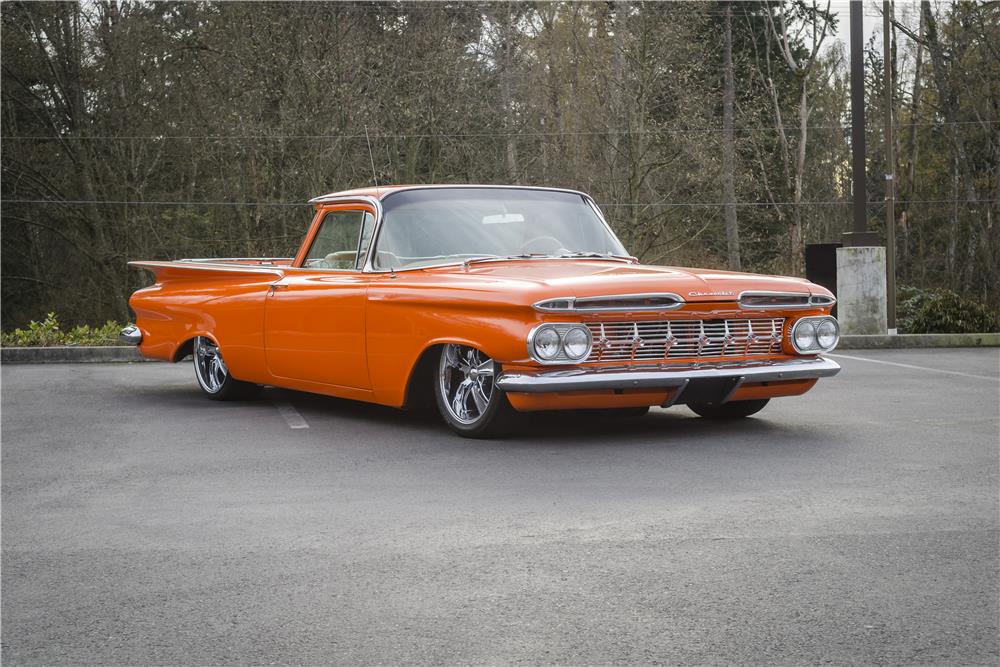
[378,184,596,201]
[581,193,635,263]
[175,257,294,264]
[495,357,840,393]
[128,260,285,277]
[302,195,385,273]
[533,293,686,312]
[738,290,811,308]
[311,184,596,203]
[738,290,838,309]
[119,324,142,346]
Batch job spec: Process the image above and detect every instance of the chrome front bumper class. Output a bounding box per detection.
[495,356,840,397]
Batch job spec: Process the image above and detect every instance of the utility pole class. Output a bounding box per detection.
[844,0,877,246]
[883,1,897,333]
[837,0,888,336]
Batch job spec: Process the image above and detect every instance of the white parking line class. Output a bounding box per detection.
[275,402,309,429]
[829,353,1000,382]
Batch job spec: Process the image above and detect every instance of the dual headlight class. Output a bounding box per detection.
[528,323,593,363]
[790,315,840,354]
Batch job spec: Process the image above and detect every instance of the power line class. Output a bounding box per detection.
[599,199,999,207]
[3,198,995,208]
[0,199,308,207]
[3,120,994,141]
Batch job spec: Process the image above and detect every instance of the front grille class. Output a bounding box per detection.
[584,318,785,362]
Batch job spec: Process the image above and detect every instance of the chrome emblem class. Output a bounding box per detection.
[628,322,645,359]
[688,290,735,297]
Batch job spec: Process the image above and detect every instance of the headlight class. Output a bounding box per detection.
[533,327,562,360]
[562,326,592,360]
[790,316,840,354]
[793,322,817,351]
[816,319,839,349]
[528,323,593,364]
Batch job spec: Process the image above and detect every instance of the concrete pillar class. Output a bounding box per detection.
[836,246,887,335]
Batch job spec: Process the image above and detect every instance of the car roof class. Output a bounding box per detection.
[308,184,589,204]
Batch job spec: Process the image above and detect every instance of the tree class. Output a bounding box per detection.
[722,1,741,270]
[765,0,834,272]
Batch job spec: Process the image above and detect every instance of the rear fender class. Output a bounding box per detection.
[128,261,276,382]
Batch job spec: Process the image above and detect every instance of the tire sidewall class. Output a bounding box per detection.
[434,347,512,437]
[688,398,769,419]
[193,336,258,401]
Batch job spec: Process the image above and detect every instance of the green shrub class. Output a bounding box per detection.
[897,286,1000,334]
[1,313,123,347]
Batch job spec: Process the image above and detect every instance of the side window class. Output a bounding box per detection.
[303,210,374,270]
[357,212,375,269]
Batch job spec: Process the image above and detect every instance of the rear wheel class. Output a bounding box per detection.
[193,336,260,401]
[435,344,515,438]
[688,398,769,419]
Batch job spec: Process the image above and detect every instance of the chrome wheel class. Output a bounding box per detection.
[438,344,496,425]
[194,336,229,394]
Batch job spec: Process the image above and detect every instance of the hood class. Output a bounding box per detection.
[422,259,826,303]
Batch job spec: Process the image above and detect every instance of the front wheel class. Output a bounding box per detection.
[687,398,769,419]
[435,344,515,438]
[193,336,260,401]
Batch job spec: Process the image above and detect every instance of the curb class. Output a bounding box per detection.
[839,333,1000,349]
[3,333,998,364]
[1,346,160,364]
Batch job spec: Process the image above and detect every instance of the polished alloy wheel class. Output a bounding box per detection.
[438,344,496,425]
[194,336,229,394]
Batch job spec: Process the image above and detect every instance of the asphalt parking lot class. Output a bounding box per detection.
[2,348,998,665]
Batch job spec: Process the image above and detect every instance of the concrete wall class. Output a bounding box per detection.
[836,246,887,335]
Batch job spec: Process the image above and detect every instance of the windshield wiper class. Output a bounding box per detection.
[461,252,632,268]
[462,253,551,267]
[557,251,634,262]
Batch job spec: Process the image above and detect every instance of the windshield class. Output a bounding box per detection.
[371,188,628,270]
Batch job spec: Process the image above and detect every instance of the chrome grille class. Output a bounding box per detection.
[585,318,785,362]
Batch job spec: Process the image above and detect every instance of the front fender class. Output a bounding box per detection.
[367,298,535,406]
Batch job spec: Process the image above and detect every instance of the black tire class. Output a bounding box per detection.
[687,398,769,419]
[434,344,516,438]
[193,336,260,401]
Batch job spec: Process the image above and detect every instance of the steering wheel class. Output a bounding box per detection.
[520,235,566,255]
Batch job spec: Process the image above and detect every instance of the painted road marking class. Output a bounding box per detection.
[829,353,1000,382]
[275,402,309,429]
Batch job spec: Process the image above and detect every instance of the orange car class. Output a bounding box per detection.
[123,185,840,437]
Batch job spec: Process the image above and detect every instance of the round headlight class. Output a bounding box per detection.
[816,318,839,350]
[793,320,817,352]
[533,327,561,360]
[562,326,591,360]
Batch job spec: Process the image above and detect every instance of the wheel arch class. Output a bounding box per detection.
[401,337,489,411]
[172,332,220,362]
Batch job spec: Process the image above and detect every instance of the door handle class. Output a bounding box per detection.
[267,283,289,296]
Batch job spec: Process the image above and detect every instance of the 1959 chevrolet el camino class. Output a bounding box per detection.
[122,185,841,437]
